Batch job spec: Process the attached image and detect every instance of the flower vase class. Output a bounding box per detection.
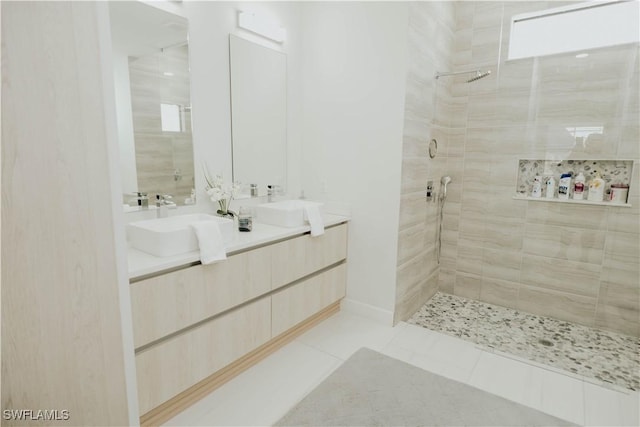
[216,209,234,219]
[216,199,234,219]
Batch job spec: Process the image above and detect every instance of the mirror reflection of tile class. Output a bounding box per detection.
[129,44,194,205]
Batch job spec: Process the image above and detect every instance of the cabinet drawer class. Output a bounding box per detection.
[271,223,348,290]
[135,297,271,415]
[130,245,272,349]
[272,263,347,337]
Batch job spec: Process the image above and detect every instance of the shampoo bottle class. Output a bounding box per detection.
[558,173,572,200]
[588,173,605,202]
[532,176,542,198]
[545,176,556,199]
[573,172,585,200]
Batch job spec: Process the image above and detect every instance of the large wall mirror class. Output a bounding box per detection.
[109,2,194,208]
[229,35,287,196]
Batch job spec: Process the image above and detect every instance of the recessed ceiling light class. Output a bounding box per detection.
[575,53,589,58]
[163,72,174,77]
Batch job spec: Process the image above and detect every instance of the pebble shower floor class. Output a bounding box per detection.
[409,292,640,391]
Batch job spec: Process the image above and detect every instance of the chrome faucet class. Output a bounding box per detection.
[129,192,149,209]
[267,185,281,203]
[155,194,176,218]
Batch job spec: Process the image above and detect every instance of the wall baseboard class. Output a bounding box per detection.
[340,298,394,326]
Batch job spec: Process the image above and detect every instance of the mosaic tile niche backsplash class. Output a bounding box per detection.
[516,159,634,200]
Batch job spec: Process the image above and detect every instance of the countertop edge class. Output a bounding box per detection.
[127,215,350,281]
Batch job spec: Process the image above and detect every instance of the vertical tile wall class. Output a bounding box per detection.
[394,2,456,323]
[129,45,195,203]
[439,1,640,336]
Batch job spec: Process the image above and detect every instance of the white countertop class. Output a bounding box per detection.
[127,214,349,281]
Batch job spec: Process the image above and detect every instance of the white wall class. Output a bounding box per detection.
[125,1,410,320]
[112,47,138,195]
[299,2,409,317]
[183,1,304,211]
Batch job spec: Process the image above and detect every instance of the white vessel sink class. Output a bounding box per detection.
[127,214,234,257]
[255,200,324,228]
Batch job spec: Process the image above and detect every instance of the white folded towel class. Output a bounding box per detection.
[190,220,227,265]
[304,204,325,237]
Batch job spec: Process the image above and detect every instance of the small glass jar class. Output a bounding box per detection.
[238,207,252,232]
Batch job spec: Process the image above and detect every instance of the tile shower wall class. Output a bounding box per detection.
[129,45,194,202]
[394,2,456,323]
[439,1,640,336]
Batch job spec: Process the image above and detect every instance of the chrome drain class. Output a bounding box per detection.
[538,338,554,347]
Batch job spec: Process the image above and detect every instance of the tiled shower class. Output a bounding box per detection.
[396,0,639,339]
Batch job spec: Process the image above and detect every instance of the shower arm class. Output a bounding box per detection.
[435,69,488,79]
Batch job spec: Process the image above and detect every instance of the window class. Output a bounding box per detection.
[160,103,182,132]
[566,126,604,147]
[508,1,639,60]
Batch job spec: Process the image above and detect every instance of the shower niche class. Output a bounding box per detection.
[513,159,634,207]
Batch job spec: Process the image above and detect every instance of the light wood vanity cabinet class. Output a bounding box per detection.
[130,244,273,348]
[135,298,272,415]
[131,222,348,421]
[272,263,347,336]
[270,223,348,289]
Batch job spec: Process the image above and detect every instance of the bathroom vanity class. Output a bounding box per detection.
[127,216,349,424]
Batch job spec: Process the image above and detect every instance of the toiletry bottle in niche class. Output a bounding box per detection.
[588,173,605,202]
[558,173,572,200]
[573,172,585,200]
[545,176,555,199]
[238,207,252,232]
[610,184,629,204]
[532,176,542,198]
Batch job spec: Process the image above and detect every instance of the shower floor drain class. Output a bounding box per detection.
[538,338,554,347]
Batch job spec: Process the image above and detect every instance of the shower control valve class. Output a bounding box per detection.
[426,180,434,202]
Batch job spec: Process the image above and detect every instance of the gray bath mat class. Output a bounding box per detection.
[276,348,574,426]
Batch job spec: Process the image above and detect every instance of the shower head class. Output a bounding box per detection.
[440,176,452,200]
[467,70,491,83]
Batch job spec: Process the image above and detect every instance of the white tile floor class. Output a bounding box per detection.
[164,311,640,427]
